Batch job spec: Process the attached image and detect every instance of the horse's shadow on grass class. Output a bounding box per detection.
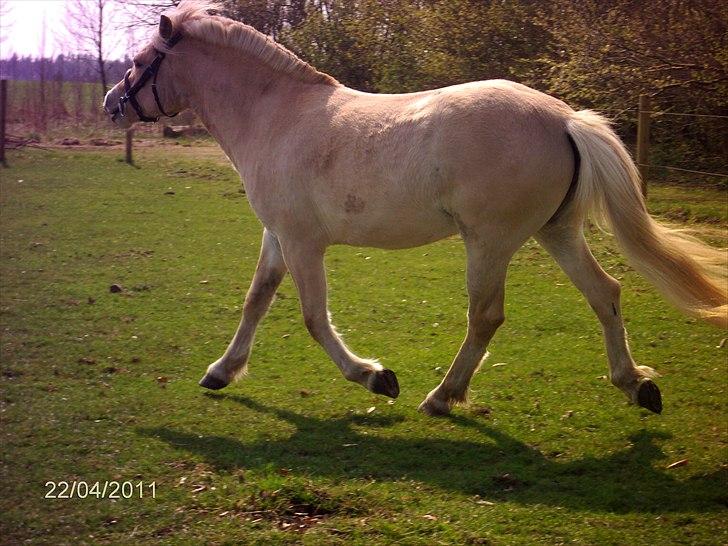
[141,394,726,514]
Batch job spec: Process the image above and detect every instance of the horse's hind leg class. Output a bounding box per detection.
[419,242,510,416]
[535,223,662,413]
[280,239,400,398]
[199,228,287,390]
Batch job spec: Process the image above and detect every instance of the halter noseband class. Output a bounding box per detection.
[114,33,183,123]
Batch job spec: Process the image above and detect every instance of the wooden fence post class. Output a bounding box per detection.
[125,128,133,164]
[636,94,651,197]
[0,79,7,167]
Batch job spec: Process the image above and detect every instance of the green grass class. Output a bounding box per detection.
[1,147,726,545]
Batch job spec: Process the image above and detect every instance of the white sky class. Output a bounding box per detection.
[0,0,143,59]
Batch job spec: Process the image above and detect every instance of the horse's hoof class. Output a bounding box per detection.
[637,379,662,414]
[369,369,400,398]
[199,373,228,391]
[418,397,451,417]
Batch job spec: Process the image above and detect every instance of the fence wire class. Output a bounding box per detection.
[638,163,728,179]
[600,105,728,180]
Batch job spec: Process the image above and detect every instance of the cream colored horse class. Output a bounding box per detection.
[104,1,726,416]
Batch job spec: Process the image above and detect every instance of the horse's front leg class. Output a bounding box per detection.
[199,228,287,390]
[280,239,400,398]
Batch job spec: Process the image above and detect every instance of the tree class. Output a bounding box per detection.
[118,1,178,33]
[119,0,303,38]
[0,0,11,45]
[531,0,728,166]
[280,0,547,93]
[38,13,47,132]
[532,0,728,110]
[63,0,118,96]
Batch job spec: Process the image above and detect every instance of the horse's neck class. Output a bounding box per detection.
[176,44,312,170]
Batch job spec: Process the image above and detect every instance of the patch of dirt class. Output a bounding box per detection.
[491,473,525,491]
[229,482,367,533]
[221,189,246,199]
[112,249,155,259]
[2,368,23,379]
[471,405,493,418]
[89,138,121,146]
[43,138,231,164]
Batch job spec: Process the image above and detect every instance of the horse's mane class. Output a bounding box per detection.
[153,0,338,86]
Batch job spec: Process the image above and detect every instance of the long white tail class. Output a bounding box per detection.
[566,110,727,328]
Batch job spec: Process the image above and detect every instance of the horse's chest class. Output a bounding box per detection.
[242,180,283,223]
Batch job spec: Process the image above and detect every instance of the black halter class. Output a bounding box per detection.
[114,33,183,123]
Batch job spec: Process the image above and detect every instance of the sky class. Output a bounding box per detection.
[0,0,145,60]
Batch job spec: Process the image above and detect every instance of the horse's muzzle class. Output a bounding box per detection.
[103,89,116,115]
[103,88,131,128]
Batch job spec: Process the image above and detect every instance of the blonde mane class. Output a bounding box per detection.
[153,0,338,86]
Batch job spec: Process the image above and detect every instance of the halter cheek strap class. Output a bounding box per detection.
[115,32,183,123]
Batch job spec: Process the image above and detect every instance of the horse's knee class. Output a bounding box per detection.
[469,307,505,339]
[487,310,505,329]
[303,312,327,341]
[303,313,318,334]
[248,278,276,302]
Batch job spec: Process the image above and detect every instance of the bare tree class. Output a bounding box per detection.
[117,1,308,41]
[119,1,178,32]
[63,0,118,97]
[38,14,47,132]
[0,0,12,45]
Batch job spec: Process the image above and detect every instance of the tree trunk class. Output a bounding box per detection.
[38,15,47,133]
[97,0,107,97]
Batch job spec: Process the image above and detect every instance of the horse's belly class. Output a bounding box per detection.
[331,206,458,249]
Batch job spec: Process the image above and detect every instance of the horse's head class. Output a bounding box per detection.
[104,15,186,128]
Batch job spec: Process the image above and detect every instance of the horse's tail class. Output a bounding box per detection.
[565,109,727,328]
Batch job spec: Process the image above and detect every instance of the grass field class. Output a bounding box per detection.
[1,146,726,544]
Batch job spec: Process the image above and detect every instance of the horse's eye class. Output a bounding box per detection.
[133,61,143,69]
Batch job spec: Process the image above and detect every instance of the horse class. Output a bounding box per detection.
[104,1,727,417]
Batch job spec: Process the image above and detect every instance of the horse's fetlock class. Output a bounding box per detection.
[610,364,655,395]
[609,368,633,390]
[342,367,363,382]
[450,388,470,405]
[418,392,452,416]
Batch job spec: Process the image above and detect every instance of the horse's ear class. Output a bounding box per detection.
[159,15,174,41]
